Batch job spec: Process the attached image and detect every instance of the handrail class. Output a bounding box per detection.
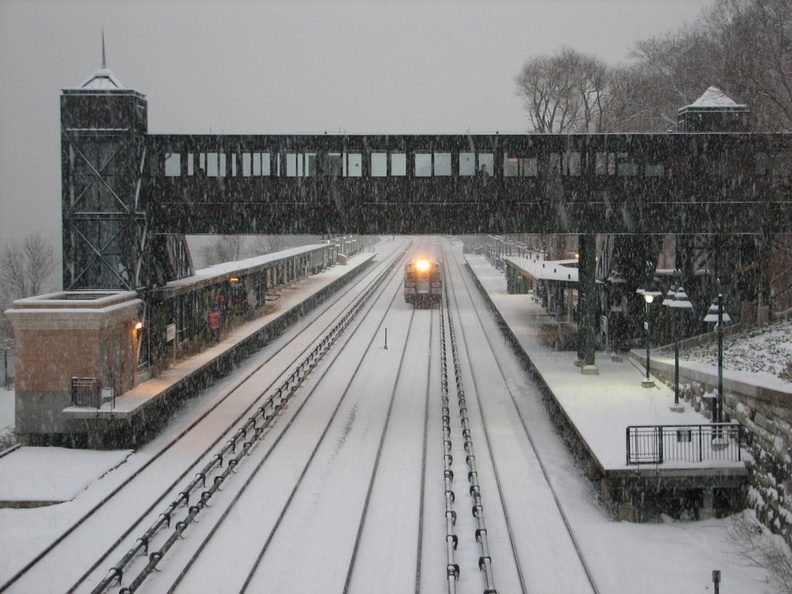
[626,423,742,465]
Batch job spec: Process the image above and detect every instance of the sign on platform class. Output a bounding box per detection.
[166,323,176,343]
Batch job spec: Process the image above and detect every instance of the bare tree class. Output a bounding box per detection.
[199,235,247,267]
[515,48,610,133]
[249,235,288,255]
[709,0,792,131]
[0,233,58,300]
[610,0,792,133]
[0,233,58,342]
[616,23,725,132]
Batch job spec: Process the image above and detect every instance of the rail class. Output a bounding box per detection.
[90,248,405,593]
[626,423,742,466]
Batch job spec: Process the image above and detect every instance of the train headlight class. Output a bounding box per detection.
[415,259,431,272]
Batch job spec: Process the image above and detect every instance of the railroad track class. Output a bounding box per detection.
[0,244,408,594]
[440,240,600,594]
[127,242,435,592]
[4,237,604,594]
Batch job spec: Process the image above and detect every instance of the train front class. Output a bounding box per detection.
[404,256,442,307]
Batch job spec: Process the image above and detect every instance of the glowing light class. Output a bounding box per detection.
[415,259,431,272]
[134,321,143,331]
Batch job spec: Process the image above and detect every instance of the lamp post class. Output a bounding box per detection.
[704,290,731,423]
[607,268,627,360]
[637,262,662,388]
[662,271,693,411]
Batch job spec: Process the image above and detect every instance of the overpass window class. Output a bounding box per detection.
[205,152,226,177]
[325,153,343,177]
[242,152,271,176]
[478,153,494,176]
[286,154,297,176]
[545,154,561,175]
[524,157,538,176]
[344,153,362,177]
[286,153,317,177]
[371,153,387,177]
[242,153,251,176]
[164,153,181,177]
[434,152,452,176]
[189,153,212,176]
[415,153,432,177]
[563,152,581,176]
[460,152,475,176]
[206,153,216,177]
[595,152,616,175]
[645,163,665,177]
[504,156,518,177]
[260,153,271,176]
[391,153,406,176]
[616,153,638,176]
[503,155,537,177]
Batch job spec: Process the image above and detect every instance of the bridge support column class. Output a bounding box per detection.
[577,234,598,375]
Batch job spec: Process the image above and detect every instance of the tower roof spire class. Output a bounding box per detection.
[101,27,107,69]
[74,29,127,90]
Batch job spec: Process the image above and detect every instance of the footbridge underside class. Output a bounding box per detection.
[144,133,792,236]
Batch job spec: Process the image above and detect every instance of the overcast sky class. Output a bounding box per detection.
[0,0,712,251]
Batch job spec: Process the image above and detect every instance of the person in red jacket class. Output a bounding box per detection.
[209,305,222,342]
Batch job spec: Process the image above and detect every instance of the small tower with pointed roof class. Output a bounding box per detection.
[677,86,751,132]
[60,33,148,290]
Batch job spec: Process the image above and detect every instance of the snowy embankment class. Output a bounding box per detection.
[662,317,792,383]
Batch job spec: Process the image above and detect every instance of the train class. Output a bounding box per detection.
[404,249,443,308]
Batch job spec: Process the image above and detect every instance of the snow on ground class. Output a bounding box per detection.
[0,448,131,503]
[661,317,792,383]
[0,241,791,592]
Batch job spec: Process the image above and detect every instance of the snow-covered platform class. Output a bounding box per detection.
[60,250,377,447]
[465,254,747,517]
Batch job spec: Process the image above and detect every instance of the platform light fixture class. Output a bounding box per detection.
[606,268,627,358]
[636,261,662,388]
[662,271,693,411]
[703,285,731,423]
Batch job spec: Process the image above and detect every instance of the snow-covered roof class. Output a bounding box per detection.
[69,32,129,91]
[504,255,579,283]
[77,66,127,90]
[686,86,746,109]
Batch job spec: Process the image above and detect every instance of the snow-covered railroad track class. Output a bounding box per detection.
[441,241,600,594]
[0,247,407,594]
[135,246,435,593]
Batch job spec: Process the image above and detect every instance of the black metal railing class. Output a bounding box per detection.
[1,349,13,388]
[626,423,742,465]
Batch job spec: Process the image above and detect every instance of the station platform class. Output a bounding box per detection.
[0,243,404,505]
[464,254,747,518]
[59,249,379,447]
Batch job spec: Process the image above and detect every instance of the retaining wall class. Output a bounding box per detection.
[647,352,792,549]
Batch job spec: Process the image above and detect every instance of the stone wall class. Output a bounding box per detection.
[649,355,792,549]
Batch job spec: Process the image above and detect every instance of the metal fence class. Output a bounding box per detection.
[626,423,742,465]
[1,349,13,388]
